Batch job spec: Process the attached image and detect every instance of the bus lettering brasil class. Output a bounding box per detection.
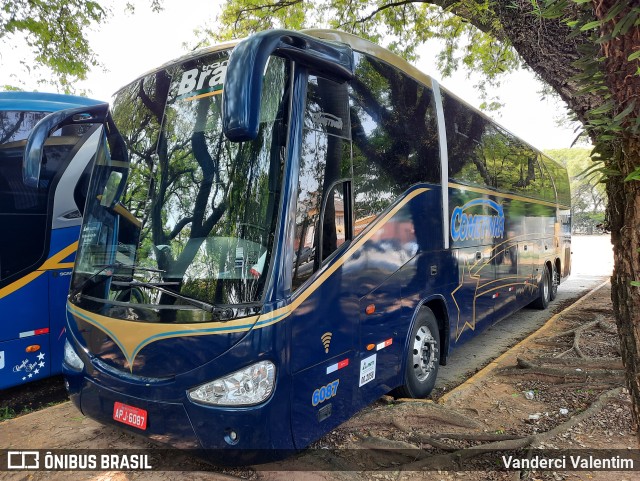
[177,61,228,98]
[450,198,506,242]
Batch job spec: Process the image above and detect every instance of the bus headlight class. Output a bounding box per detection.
[188,361,275,406]
[63,339,84,371]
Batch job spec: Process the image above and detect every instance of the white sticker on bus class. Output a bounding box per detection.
[359,354,377,387]
[0,351,4,370]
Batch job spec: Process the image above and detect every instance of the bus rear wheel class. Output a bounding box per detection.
[550,264,559,301]
[395,308,440,398]
[532,266,551,310]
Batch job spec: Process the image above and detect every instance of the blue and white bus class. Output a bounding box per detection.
[0,92,105,389]
[55,30,571,459]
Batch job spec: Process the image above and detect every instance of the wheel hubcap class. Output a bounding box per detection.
[412,325,437,382]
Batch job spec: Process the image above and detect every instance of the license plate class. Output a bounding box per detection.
[113,402,147,430]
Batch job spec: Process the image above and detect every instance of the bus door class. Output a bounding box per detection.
[289,73,359,448]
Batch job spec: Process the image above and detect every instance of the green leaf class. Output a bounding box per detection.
[624,167,640,182]
[603,2,628,23]
[613,100,637,123]
[589,101,614,116]
[628,50,640,62]
[580,20,602,31]
[612,10,640,38]
[631,281,640,287]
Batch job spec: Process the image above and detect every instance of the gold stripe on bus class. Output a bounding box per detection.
[448,182,569,209]
[0,242,78,299]
[184,90,224,102]
[67,188,430,369]
[476,276,531,290]
[476,281,536,298]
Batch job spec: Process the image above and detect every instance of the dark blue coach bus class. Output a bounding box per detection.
[38,30,570,457]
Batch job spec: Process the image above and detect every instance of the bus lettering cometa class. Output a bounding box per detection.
[450,198,506,241]
[32,29,572,462]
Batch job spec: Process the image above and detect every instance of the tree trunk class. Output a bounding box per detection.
[492,0,640,440]
[597,0,640,440]
[608,141,640,437]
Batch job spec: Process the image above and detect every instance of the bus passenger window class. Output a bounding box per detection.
[492,130,545,197]
[349,52,440,234]
[444,92,498,189]
[0,111,92,285]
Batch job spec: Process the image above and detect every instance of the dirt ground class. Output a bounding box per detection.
[0,281,637,481]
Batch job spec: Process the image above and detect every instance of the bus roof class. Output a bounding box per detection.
[0,91,102,112]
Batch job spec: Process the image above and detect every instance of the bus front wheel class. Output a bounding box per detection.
[395,308,440,399]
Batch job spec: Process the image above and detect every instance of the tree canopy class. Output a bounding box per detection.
[0,0,162,92]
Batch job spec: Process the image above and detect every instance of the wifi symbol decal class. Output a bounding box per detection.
[321,332,332,353]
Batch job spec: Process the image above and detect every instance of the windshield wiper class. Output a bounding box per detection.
[113,279,216,313]
[70,262,165,300]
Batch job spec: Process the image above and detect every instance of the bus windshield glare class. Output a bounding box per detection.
[71,51,288,323]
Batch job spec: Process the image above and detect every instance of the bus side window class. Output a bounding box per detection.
[444,93,496,189]
[540,154,571,207]
[492,129,545,198]
[292,75,351,291]
[0,112,87,285]
[537,154,557,203]
[318,182,349,265]
[349,52,439,235]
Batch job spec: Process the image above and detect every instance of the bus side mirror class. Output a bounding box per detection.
[23,103,109,187]
[222,29,354,142]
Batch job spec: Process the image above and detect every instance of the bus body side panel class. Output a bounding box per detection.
[447,185,501,343]
[559,208,572,279]
[0,225,80,389]
[0,272,51,390]
[289,186,446,448]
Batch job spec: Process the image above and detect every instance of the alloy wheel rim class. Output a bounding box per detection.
[412,325,437,382]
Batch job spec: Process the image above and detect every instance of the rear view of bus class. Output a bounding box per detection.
[0,92,103,389]
[61,29,570,460]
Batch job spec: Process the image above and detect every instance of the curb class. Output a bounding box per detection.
[438,278,611,405]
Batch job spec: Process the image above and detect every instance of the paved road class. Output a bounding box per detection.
[435,235,613,391]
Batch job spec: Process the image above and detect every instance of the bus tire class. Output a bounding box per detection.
[532,266,551,310]
[549,263,559,301]
[395,308,440,398]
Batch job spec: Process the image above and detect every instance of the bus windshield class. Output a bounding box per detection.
[71,51,288,323]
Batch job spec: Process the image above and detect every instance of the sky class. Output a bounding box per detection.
[0,1,582,150]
